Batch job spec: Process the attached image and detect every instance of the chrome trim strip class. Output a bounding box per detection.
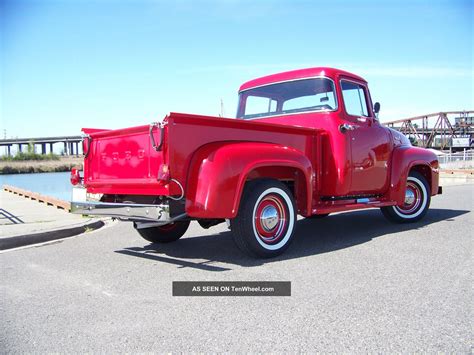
[71,201,171,222]
[239,75,335,93]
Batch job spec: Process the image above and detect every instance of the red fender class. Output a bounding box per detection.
[185,142,314,218]
[388,146,440,205]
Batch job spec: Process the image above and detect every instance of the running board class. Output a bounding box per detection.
[320,194,380,201]
[312,200,396,215]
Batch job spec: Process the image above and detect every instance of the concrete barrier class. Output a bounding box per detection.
[441,169,473,175]
[439,169,474,186]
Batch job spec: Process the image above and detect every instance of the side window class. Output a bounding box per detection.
[341,80,369,117]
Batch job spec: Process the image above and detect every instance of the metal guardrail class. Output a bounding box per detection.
[438,151,474,169]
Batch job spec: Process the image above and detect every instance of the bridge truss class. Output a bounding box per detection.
[384,110,474,149]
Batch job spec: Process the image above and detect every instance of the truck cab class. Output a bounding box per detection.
[237,67,391,197]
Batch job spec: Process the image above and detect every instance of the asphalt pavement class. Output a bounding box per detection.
[1,184,472,352]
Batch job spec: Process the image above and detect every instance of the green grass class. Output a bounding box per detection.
[0,152,60,162]
[1,142,61,162]
[0,164,75,174]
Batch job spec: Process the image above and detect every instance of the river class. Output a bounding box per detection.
[0,172,72,201]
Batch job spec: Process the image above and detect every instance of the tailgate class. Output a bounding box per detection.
[82,123,169,195]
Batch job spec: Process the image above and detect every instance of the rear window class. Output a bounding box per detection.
[237,78,337,119]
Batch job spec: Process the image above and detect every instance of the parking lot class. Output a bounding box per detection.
[1,184,472,352]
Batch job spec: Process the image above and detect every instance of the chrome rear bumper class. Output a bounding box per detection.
[71,201,171,222]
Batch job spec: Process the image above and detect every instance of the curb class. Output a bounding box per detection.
[440,169,474,175]
[3,185,71,211]
[0,220,105,251]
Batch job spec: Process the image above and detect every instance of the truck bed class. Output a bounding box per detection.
[82,112,321,196]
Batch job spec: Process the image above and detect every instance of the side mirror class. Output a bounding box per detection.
[373,102,380,114]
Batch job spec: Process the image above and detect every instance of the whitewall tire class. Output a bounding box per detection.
[381,171,431,223]
[231,179,297,258]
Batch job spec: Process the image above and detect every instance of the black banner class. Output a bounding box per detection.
[172,281,291,296]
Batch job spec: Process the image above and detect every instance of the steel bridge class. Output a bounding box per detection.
[0,136,83,156]
[384,110,474,149]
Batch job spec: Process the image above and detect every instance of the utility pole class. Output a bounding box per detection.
[220,99,225,117]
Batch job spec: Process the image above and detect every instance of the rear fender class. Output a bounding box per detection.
[185,142,313,218]
[388,146,439,205]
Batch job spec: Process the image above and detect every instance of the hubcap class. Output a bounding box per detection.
[260,205,279,231]
[254,194,288,244]
[396,181,422,215]
[404,189,415,205]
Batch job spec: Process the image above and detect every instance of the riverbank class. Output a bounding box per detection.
[0,156,83,174]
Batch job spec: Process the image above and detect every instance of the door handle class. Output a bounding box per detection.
[339,123,359,133]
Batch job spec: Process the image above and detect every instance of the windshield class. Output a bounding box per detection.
[237,77,337,119]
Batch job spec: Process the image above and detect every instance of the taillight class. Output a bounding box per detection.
[70,167,82,186]
[157,164,170,182]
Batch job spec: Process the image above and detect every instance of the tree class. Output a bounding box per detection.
[27,140,35,154]
[408,136,418,146]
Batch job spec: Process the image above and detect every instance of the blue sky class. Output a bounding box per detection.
[0,0,472,139]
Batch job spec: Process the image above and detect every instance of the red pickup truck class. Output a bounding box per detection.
[71,67,441,258]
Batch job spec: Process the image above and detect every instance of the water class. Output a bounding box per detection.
[0,172,72,201]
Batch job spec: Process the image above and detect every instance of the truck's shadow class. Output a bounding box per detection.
[115,208,469,271]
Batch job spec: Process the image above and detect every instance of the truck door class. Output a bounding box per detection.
[340,80,391,195]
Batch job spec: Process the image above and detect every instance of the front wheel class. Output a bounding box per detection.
[231,179,297,258]
[134,221,190,243]
[381,172,431,223]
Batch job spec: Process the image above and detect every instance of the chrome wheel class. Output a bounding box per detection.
[395,181,423,215]
[254,194,289,244]
[381,172,431,224]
